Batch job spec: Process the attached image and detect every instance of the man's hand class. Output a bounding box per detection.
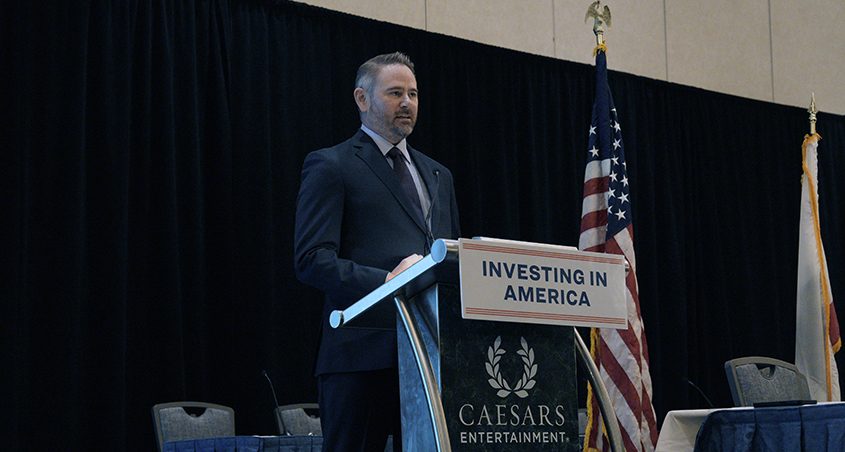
[386,254,423,282]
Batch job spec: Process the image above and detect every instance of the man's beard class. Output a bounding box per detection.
[390,121,414,139]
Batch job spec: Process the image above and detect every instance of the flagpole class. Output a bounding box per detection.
[579,4,625,451]
[808,93,817,135]
[808,95,831,390]
[798,93,841,401]
[575,329,623,452]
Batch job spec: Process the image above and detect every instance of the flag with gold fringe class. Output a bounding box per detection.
[795,132,841,402]
[579,43,658,452]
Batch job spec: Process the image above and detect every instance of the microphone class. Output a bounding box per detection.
[263,369,281,409]
[684,377,715,408]
[425,169,440,253]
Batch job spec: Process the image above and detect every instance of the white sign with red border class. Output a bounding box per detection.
[458,237,627,329]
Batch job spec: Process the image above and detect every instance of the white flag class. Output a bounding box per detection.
[795,133,840,401]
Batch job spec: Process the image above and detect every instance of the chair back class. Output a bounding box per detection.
[275,403,321,436]
[724,356,812,406]
[151,401,235,451]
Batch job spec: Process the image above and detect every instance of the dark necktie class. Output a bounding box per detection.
[387,147,424,223]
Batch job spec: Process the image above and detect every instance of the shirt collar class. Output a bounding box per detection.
[360,124,409,160]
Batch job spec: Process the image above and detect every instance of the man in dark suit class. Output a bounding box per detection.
[294,52,460,451]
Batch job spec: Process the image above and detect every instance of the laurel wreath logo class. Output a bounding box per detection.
[485,336,537,398]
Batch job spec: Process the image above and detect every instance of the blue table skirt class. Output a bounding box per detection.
[694,403,845,451]
[164,435,323,452]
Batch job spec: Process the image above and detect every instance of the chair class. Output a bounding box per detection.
[151,401,235,451]
[724,356,812,406]
[274,403,322,436]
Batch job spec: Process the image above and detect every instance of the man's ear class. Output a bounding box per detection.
[353,87,369,113]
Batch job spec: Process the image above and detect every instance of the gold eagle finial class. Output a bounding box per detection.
[585,1,612,29]
[585,1,612,45]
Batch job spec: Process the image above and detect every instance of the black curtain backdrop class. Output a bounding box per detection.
[4,1,844,450]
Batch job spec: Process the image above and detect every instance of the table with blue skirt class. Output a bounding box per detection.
[164,435,322,452]
[694,402,845,451]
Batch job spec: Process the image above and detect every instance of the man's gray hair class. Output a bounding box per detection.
[355,52,415,94]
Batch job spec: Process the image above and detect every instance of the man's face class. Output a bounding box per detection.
[355,64,418,144]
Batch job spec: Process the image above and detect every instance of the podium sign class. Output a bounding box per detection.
[458,238,627,329]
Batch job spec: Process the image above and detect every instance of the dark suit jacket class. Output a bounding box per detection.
[294,130,460,375]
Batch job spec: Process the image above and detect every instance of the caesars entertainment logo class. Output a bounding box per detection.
[486,336,537,398]
[456,336,570,446]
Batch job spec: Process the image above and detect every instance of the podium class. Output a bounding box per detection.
[330,238,625,452]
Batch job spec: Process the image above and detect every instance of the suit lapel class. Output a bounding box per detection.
[353,131,428,234]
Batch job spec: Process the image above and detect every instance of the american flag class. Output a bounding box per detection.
[579,47,658,452]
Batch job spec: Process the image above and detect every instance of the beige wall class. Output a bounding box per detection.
[293,0,845,115]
